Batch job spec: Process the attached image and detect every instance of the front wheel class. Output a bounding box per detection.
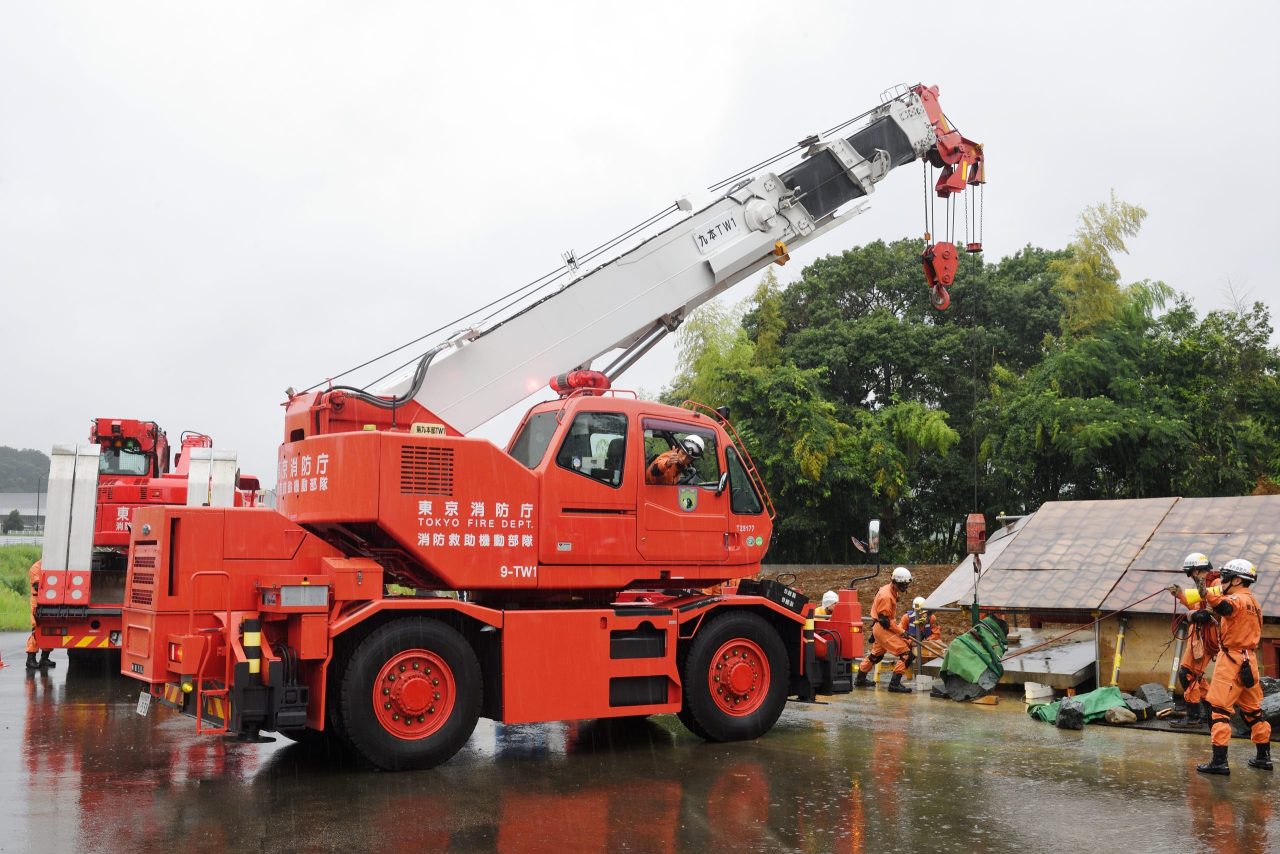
[678,612,789,742]
[339,617,481,771]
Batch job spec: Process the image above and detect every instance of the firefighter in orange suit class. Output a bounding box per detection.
[1166,552,1220,729]
[24,561,54,670]
[854,566,913,693]
[1189,559,1270,775]
[645,435,703,485]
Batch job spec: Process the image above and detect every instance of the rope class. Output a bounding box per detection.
[998,588,1168,662]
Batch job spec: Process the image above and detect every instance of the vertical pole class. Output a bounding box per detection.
[1168,634,1186,691]
[1109,615,1129,687]
[970,553,982,627]
[35,475,43,535]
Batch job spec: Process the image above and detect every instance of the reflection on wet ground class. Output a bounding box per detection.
[0,632,1275,853]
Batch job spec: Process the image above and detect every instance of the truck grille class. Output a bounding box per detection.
[131,588,154,606]
[400,446,454,496]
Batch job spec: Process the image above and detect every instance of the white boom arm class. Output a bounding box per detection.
[380,89,943,434]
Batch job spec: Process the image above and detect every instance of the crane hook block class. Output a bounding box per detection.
[922,241,958,311]
[921,241,958,287]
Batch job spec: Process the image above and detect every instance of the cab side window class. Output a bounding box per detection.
[725,446,763,514]
[555,412,628,487]
[642,418,720,486]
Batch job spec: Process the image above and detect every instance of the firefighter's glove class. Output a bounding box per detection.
[1166,584,1181,595]
[1189,609,1213,625]
[877,615,891,630]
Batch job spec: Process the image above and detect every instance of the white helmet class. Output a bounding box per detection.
[892,566,912,586]
[681,435,705,458]
[1182,552,1213,575]
[821,590,839,610]
[1220,558,1258,586]
[912,596,926,610]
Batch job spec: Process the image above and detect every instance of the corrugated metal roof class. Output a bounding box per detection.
[922,495,1280,614]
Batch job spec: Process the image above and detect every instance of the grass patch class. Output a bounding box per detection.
[0,586,28,631]
[0,545,38,630]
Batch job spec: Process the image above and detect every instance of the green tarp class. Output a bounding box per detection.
[1028,686,1127,724]
[939,616,1008,684]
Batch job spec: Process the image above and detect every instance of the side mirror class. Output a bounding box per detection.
[868,519,881,555]
[713,471,729,496]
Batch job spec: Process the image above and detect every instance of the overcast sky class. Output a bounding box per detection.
[2,2,1277,486]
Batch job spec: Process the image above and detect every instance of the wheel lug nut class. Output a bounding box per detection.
[432,679,439,686]
[388,674,396,681]
[384,703,392,710]
[393,714,400,721]
[413,662,420,670]
[428,707,435,714]
[434,692,441,701]
[399,664,406,672]
[383,688,390,696]
[418,716,425,723]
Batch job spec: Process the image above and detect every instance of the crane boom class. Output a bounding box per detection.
[374,84,981,434]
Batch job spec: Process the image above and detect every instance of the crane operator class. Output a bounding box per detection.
[646,435,704,485]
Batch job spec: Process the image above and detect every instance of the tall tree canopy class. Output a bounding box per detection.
[663,200,1280,563]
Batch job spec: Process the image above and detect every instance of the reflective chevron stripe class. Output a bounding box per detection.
[60,635,113,649]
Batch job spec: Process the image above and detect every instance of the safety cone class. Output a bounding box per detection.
[0,648,6,668]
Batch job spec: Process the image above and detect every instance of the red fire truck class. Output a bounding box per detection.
[30,418,258,664]
[121,83,984,769]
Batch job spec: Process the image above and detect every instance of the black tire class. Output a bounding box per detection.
[676,706,711,740]
[339,617,481,771]
[679,611,789,742]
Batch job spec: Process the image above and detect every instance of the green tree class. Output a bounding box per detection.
[2,510,23,534]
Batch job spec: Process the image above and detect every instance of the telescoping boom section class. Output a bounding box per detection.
[122,83,984,770]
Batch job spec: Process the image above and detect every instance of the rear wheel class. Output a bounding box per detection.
[339,617,481,771]
[678,612,789,742]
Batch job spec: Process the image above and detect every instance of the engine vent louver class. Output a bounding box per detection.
[400,446,455,496]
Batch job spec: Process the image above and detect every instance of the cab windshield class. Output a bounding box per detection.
[99,448,151,476]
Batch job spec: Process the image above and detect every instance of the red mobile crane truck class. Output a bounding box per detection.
[31,418,258,663]
[121,84,985,769]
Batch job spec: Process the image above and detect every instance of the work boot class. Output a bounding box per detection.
[1172,702,1202,729]
[25,652,39,671]
[38,650,55,669]
[854,671,872,688]
[1196,745,1230,776]
[887,673,912,694]
[1248,743,1273,771]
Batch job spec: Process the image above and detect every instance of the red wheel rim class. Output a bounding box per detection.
[372,649,455,740]
[707,638,770,716]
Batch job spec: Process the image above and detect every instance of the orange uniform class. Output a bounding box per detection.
[858,583,912,675]
[1194,583,1271,748]
[25,560,42,655]
[898,610,939,642]
[646,448,691,485]
[1173,571,1220,704]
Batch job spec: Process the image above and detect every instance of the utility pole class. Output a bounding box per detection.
[35,474,43,535]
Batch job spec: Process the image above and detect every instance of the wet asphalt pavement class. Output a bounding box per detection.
[0,631,1275,854]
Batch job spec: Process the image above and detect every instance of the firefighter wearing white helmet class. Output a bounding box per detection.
[645,433,705,485]
[1166,553,1220,730]
[855,567,915,693]
[815,590,840,617]
[1187,558,1270,775]
[901,595,939,643]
